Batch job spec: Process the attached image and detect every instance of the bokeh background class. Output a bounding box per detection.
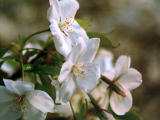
[0,0,160,120]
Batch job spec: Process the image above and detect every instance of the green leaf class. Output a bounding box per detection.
[37,74,56,102]
[76,19,92,30]
[0,45,13,58]
[87,32,120,48]
[114,110,142,120]
[24,65,60,76]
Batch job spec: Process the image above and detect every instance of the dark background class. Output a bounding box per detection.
[0,0,160,119]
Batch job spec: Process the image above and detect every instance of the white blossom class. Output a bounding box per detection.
[98,55,142,115]
[0,79,55,120]
[47,0,88,57]
[58,38,100,103]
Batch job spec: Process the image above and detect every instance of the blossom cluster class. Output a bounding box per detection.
[0,0,142,120]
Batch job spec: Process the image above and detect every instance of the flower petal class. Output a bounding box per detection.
[50,21,72,57]
[67,39,85,64]
[94,50,115,74]
[78,38,100,64]
[115,55,131,77]
[0,86,13,102]
[91,81,109,109]
[110,90,132,115]
[0,101,20,120]
[27,90,54,113]
[54,103,72,117]
[23,102,47,120]
[3,79,34,95]
[58,61,73,83]
[47,0,60,22]
[75,63,100,92]
[59,0,79,21]
[118,68,142,91]
[68,20,89,44]
[59,74,78,104]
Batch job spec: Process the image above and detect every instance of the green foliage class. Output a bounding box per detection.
[77,98,88,120]
[0,44,13,58]
[24,64,60,76]
[87,32,120,48]
[114,110,142,120]
[76,19,92,30]
[36,74,56,102]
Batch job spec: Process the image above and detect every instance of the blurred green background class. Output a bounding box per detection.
[0,0,160,119]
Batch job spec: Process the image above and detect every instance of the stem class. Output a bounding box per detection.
[69,101,77,120]
[87,93,111,120]
[20,55,24,81]
[101,75,127,97]
[21,28,50,50]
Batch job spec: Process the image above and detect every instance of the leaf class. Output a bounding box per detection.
[76,19,92,30]
[0,45,13,58]
[114,110,142,120]
[87,32,120,48]
[24,65,60,76]
[37,74,56,102]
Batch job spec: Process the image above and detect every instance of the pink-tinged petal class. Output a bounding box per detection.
[115,55,131,77]
[91,81,109,109]
[3,79,34,95]
[118,68,142,91]
[27,90,54,113]
[110,90,132,115]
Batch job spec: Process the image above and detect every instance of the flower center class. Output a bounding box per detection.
[73,64,89,80]
[12,94,28,113]
[59,17,73,36]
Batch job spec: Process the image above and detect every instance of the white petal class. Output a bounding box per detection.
[0,101,20,120]
[68,20,89,44]
[59,74,78,104]
[91,82,109,109]
[104,112,115,120]
[110,90,132,115]
[118,68,142,91]
[54,104,72,117]
[59,0,79,21]
[27,90,54,113]
[47,0,60,22]
[67,40,85,64]
[75,63,100,92]
[115,55,131,77]
[0,86,13,102]
[50,21,72,57]
[78,38,100,64]
[23,103,47,120]
[94,50,115,74]
[102,71,115,81]
[3,79,34,95]
[58,61,73,83]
